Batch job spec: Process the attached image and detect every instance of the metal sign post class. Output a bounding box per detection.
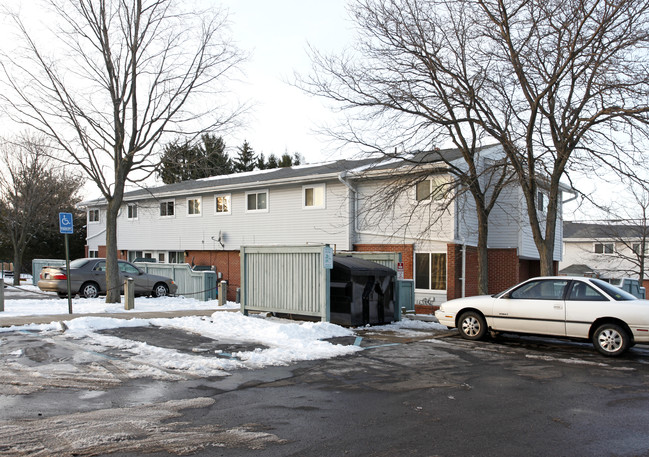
[59,213,74,314]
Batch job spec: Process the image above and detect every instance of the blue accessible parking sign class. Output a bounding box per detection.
[59,212,74,234]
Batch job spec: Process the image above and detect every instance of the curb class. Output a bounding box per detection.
[0,308,238,328]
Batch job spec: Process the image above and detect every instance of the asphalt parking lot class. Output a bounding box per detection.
[1,321,649,456]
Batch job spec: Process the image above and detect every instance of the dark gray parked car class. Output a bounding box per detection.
[38,258,178,298]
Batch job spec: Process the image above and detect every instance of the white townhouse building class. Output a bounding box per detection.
[81,145,565,302]
[560,221,649,289]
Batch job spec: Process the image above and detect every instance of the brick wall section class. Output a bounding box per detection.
[446,244,480,300]
[352,244,414,279]
[446,244,461,300]
[487,248,520,294]
[186,250,240,302]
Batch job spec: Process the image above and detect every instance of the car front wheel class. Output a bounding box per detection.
[458,311,487,340]
[592,323,630,357]
[152,283,169,298]
[80,282,100,299]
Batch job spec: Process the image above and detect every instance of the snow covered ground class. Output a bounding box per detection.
[0,284,448,378]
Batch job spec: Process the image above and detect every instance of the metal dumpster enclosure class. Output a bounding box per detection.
[240,245,331,321]
[240,245,404,324]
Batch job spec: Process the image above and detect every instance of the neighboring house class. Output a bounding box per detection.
[80,145,565,302]
[561,221,649,289]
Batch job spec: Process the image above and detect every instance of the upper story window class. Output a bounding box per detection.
[594,243,614,254]
[246,190,268,212]
[633,243,646,255]
[187,197,201,216]
[537,191,545,212]
[215,194,231,215]
[160,200,175,217]
[127,204,138,220]
[303,184,325,209]
[415,178,445,202]
[88,209,100,223]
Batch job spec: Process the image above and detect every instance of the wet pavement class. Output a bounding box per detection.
[1,320,649,456]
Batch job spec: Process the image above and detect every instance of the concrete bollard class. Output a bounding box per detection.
[124,278,135,310]
[0,279,4,312]
[218,280,227,307]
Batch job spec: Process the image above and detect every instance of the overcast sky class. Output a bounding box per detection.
[220,0,355,163]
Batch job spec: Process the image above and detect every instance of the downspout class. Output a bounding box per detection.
[461,238,466,298]
[338,171,356,248]
[455,197,466,298]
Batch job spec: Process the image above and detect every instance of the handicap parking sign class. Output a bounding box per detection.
[59,212,74,234]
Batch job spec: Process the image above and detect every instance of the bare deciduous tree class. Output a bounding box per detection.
[1,0,245,302]
[597,185,649,284]
[302,0,649,282]
[300,0,517,294]
[0,134,84,285]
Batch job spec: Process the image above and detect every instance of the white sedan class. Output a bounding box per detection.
[435,276,649,356]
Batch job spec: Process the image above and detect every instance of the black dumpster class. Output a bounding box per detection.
[330,256,396,326]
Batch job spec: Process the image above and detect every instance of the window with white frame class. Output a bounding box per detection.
[303,184,325,209]
[415,178,445,202]
[594,243,614,254]
[537,191,545,212]
[168,251,185,263]
[128,251,143,262]
[127,203,138,220]
[187,197,201,216]
[159,200,175,217]
[88,250,99,258]
[246,190,268,212]
[88,209,100,223]
[415,252,447,290]
[633,243,647,255]
[158,252,166,263]
[215,194,231,215]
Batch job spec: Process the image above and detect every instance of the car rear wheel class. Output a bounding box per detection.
[592,323,630,357]
[458,311,487,340]
[80,282,100,299]
[152,283,169,298]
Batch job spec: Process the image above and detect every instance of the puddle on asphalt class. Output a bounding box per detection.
[98,326,269,359]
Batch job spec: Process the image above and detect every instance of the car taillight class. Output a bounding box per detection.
[52,273,67,280]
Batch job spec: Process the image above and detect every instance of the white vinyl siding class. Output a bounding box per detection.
[113,182,351,251]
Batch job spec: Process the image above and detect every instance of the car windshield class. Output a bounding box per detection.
[589,278,636,301]
[70,258,92,269]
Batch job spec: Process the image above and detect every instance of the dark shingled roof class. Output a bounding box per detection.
[81,144,501,206]
[564,221,646,239]
[558,264,599,276]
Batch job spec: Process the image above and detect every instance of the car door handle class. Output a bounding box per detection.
[554,304,563,310]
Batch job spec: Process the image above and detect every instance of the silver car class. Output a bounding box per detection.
[38,258,177,298]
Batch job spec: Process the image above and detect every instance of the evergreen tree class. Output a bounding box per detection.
[278,153,293,168]
[256,153,267,170]
[158,134,231,184]
[158,139,196,184]
[233,140,257,172]
[199,133,232,176]
[267,154,279,169]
